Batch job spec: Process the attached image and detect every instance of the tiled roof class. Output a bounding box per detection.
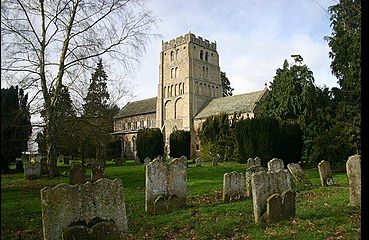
[195,88,268,119]
[115,97,157,118]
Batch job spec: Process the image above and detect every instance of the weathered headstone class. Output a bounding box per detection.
[223,171,245,202]
[245,157,265,197]
[41,178,127,240]
[144,157,151,165]
[265,190,296,223]
[145,157,187,215]
[70,163,86,185]
[212,154,220,166]
[318,160,333,187]
[267,158,284,172]
[346,154,361,207]
[287,163,312,186]
[24,161,42,179]
[91,163,104,182]
[251,160,292,224]
[195,157,201,167]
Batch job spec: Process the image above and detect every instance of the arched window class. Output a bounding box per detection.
[175,67,178,78]
[171,68,174,79]
[164,86,167,98]
[200,50,203,60]
[205,52,208,61]
[170,51,174,61]
[179,83,182,95]
[175,84,178,96]
[167,86,170,97]
[212,86,215,97]
[176,49,179,60]
[202,66,206,78]
[171,85,174,97]
[208,85,211,96]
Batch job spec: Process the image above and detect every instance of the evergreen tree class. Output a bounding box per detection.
[1,86,32,172]
[221,71,234,97]
[325,0,361,153]
[82,59,118,162]
[83,58,110,117]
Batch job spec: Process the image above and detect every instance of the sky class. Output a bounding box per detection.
[123,0,339,102]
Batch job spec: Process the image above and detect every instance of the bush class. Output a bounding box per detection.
[136,128,164,163]
[200,113,241,162]
[234,117,303,165]
[169,130,191,159]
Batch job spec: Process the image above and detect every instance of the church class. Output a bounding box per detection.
[111,32,268,159]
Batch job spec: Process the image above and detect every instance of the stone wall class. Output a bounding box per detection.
[145,157,187,215]
[41,178,127,240]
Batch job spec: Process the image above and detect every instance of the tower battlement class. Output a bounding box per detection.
[162,32,217,51]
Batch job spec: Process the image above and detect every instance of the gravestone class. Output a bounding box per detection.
[212,154,220,166]
[70,163,86,185]
[318,160,333,186]
[63,156,70,165]
[39,155,48,174]
[145,157,187,215]
[267,158,284,172]
[195,157,201,167]
[144,157,151,165]
[246,157,265,197]
[346,155,361,207]
[57,155,64,163]
[91,163,104,182]
[223,171,245,202]
[15,158,24,171]
[62,221,120,240]
[24,161,42,179]
[41,178,127,240]
[287,163,312,186]
[251,159,292,224]
[266,190,296,223]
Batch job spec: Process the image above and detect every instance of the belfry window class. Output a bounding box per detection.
[205,52,208,61]
[170,51,174,61]
[200,50,203,60]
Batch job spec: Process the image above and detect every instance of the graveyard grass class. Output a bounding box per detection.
[1,161,360,239]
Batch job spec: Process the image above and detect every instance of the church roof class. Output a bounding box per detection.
[115,97,157,118]
[195,89,267,119]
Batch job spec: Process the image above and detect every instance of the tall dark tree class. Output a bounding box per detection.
[83,58,110,117]
[82,59,118,162]
[221,71,234,97]
[258,57,338,163]
[1,86,32,172]
[325,0,361,153]
[37,85,78,157]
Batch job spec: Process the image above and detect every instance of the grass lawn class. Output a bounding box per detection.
[1,160,360,239]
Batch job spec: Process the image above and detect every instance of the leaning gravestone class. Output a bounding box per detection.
[246,157,265,197]
[24,161,42,179]
[287,163,312,186]
[318,160,333,186]
[195,157,201,167]
[346,155,361,207]
[268,158,284,172]
[251,159,292,224]
[91,163,104,182]
[145,156,187,215]
[223,171,245,202]
[70,163,86,185]
[41,178,127,240]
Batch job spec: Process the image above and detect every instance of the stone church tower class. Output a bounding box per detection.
[156,33,222,154]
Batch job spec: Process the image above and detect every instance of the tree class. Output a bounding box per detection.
[221,71,234,97]
[258,57,336,163]
[325,0,361,153]
[136,128,164,162]
[170,130,191,159]
[2,0,157,177]
[1,86,32,172]
[82,59,119,162]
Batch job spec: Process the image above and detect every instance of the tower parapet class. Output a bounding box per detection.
[162,32,216,51]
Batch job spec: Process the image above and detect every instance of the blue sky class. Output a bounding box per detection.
[124,0,338,102]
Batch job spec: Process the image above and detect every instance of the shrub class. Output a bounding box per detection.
[169,130,191,159]
[234,117,303,165]
[136,128,164,163]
